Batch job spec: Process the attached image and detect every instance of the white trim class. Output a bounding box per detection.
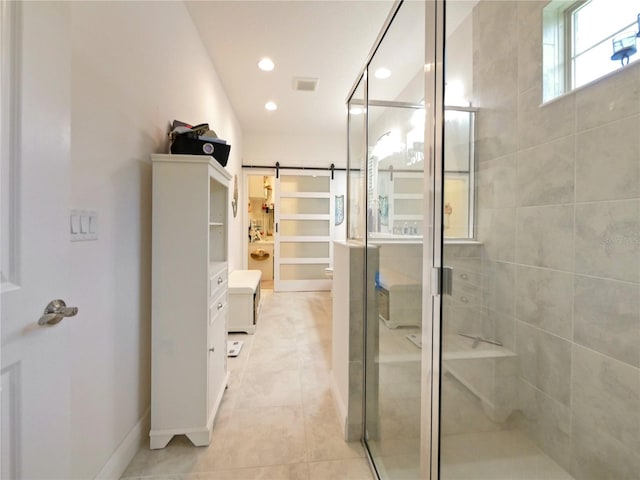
[279,192,331,199]
[277,257,329,265]
[279,235,330,243]
[279,214,329,221]
[95,407,150,480]
[329,372,348,440]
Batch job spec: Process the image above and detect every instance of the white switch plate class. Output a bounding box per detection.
[71,209,98,241]
[70,213,80,234]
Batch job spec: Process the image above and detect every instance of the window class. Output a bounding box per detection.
[543,0,640,102]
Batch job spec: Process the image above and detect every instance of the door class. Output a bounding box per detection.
[439,1,640,479]
[352,1,434,478]
[1,2,73,478]
[274,170,334,292]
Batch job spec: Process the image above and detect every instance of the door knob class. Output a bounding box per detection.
[38,299,79,326]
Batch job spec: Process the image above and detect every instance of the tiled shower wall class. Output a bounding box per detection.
[473,1,640,478]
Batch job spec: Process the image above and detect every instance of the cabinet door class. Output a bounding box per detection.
[207,306,227,415]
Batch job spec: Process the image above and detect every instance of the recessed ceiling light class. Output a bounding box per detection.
[374,67,391,79]
[265,101,277,111]
[349,107,363,115]
[258,57,275,71]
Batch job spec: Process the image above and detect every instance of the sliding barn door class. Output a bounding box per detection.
[274,170,334,291]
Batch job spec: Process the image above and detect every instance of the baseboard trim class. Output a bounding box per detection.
[329,370,348,440]
[95,406,150,480]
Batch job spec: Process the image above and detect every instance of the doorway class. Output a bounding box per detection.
[246,171,276,290]
[244,168,343,292]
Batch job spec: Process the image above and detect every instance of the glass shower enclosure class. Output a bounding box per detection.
[347,2,429,478]
[348,1,640,479]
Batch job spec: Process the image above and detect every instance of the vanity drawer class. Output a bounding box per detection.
[209,288,227,326]
[210,268,228,298]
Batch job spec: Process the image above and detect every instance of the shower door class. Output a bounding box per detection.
[438,1,640,479]
[350,1,439,478]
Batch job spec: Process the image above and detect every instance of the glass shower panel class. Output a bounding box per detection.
[439,2,640,479]
[348,76,366,240]
[362,1,425,479]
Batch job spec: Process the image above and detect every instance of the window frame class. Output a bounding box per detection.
[543,0,640,101]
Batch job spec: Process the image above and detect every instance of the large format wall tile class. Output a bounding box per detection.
[473,1,517,67]
[470,2,640,476]
[441,373,507,435]
[482,208,516,262]
[473,52,518,161]
[572,346,640,452]
[518,85,575,150]
[576,62,640,132]
[516,321,572,406]
[518,380,572,473]
[475,96,518,162]
[574,275,640,368]
[517,1,544,94]
[517,136,574,207]
[516,205,574,271]
[576,116,640,202]
[571,418,640,480]
[515,265,572,339]
[482,261,515,317]
[481,309,515,351]
[443,303,485,338]
[477,154,517,209]
[574,200,640,283]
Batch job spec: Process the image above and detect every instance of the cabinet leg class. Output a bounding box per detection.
[186,429,212,447]
[150,433,173,450]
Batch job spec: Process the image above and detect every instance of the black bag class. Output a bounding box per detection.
[170,135,231,167]
[168,120,231,167]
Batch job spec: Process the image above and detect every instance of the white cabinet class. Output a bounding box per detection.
[150,154,231,449]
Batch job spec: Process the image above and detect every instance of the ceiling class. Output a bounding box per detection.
[185,1,479,138]
[185,0,395,136]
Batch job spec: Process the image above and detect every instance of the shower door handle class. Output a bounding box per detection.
[431,267,453,296]
[442,266,453,296]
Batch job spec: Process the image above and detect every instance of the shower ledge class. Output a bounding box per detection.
[443,333,517,423]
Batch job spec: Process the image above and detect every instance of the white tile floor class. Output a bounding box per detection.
[122,290,374,480]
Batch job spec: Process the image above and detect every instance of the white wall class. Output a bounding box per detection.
[69,2,242,477]
[243,131,347,168]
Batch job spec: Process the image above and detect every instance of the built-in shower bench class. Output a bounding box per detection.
[443,333,518,423]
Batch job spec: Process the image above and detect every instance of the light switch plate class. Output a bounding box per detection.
[71,209,98,241]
